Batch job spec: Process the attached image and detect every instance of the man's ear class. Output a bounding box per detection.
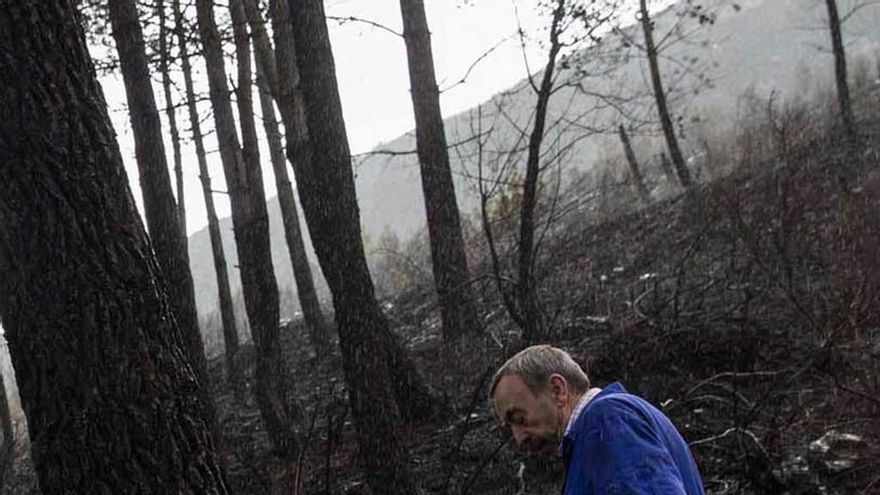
[548,374,569,406]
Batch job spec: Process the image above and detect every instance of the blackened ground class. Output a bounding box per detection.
[4,95,880,495]
[209,107,880,494]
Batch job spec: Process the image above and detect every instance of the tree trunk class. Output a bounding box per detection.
[659,152,676,184]
[517,0,566,344]
[0,369,12,451]
[173,0,243,397]
[157,0,188,238]
[284,0,425,491]
[825,0,856,142]
[108,0,217,435]
[196,0,298,458]
[0,3,229,491]
[618,124,652,205]
[399,0,481,343]
[242,0,331,356]
[640,0,693,188]
[277,0,438,423]
[0,367,12,491]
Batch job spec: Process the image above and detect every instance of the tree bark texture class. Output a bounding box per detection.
[640,0,693,188]
[108,0,217,434]
[173,0,243,396]
[243,0,331,355]
[0,367,12,490]
[618,124,652,205]
[825,0,856,141]
[157,0,187,239]
[0,369,12,450]
[269,0,308,144]
[0,2,229,492]
[399,0,481,343]
[196,0,298,458]
[279,0,438,423]
[284,0,427,491]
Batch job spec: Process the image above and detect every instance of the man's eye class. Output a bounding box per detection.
[510,414,525,426]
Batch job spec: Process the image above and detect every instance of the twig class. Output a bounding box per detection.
[326,15,402,38]
[684,371,782,398]
[324,399,348,495]
[829,373,880,407]
[440,36,513,93]
[443,366,494,495]
[690,426,770,461]
[294,397,322,495]
[460,434,509,495]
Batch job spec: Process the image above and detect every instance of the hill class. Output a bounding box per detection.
[207,81,880,495]
[187,0,880,343]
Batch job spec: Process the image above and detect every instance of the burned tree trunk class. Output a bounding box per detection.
[0,2,229,491]
[399,0,481,343]
[659,152,676,185]
[285,0,437,490]
[242,0,331,356]
[0,369,12,452]
[516,0,567,344]
[618,124,652,204]
[172,0,243,396]
[277,0,438,423]
[255,66,331,357]
[196,0,298,458]
[824,0,856,142]
[157,0,187,238]
[108,0,217,433]
[640,0,693,188]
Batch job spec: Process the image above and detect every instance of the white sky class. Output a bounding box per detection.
[100,0,551,236]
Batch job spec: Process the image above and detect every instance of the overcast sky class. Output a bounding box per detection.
[99,0,553,236]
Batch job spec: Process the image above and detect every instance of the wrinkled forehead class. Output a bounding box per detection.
[491,374,537,417]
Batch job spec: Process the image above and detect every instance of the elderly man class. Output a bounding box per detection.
[489,345,705,495]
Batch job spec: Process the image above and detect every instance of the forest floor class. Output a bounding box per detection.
[210,105,880,493]
[5,103,880,495]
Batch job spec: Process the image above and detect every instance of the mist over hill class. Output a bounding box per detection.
[187,0,880,323]
[353,0,879,240]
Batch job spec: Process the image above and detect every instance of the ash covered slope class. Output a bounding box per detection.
[187,0,879,323]
[352,0,879,240]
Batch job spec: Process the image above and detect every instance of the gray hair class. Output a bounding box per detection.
[489,345,590,400]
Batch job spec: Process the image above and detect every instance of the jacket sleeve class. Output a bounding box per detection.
[576,398,687,495]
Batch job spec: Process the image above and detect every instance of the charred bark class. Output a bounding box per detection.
[0,369,12,451]
[196,0,298,458]
[618,124,652,205]
[172,0,243,397]
[284,0,432,490]
[640,0,693,188]
[278,0,438,423]
[108,0,217,435]
[157,0,188,238]
[242,0,332,356]
[0,2,229,491]
[825,0,856,142]
[399,0,481,343]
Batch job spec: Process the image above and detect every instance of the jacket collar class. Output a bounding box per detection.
[561,382,627,466]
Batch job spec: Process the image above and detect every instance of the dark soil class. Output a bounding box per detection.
[208,117,880,494]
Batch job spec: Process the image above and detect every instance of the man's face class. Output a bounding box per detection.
[492,374,563,456]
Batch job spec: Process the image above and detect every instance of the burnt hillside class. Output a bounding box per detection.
[202,88,880,494]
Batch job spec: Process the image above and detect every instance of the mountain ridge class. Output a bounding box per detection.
[188,0,880,326]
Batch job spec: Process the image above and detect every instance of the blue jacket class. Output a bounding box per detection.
[561,383,705,495]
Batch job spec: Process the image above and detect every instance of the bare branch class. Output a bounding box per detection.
[326,15,403,38]
[440,35,514,93]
